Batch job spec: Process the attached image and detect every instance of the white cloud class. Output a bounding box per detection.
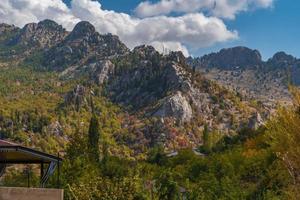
[135,0,274,19]
[0,0,79,29]
[150,41,190,57]
[0,0,239,56]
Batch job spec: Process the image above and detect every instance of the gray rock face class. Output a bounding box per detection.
[93,60,115,84]
[44,21,129,71]
[0,23,19,38]
[64,85,89,111]
[154,91,193,122]
[267,52,297,67]
[248,112,264,130]
[199,46,262,69]
[106,45,259,128]
[107,46,191,111]
[61,60,115,84]
[189,48,300,110]
[9,19,68,48]
[67,21,96,40]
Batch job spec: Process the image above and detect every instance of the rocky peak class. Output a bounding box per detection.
[0,23,19,35]
[133,45,159,58]
[22,23,38,34]
[44,21,128,71]
[37,19,64,31]
[0,23,20,44]
[267,52,297,67]
[67,21,96,40]
[108,47,259,127]
[200,46,262,69]
[9,19,67,48]
[167,51,186,65]
[102,33,121,44]
[107,47,187,110]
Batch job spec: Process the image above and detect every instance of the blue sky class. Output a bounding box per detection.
[96,0,300,60]
[1,0,299,60]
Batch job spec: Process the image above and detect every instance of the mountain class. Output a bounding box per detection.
[195,46,263,70]
[43,21,129,71]
[107,46,262,131]
[0,19,68,60]
[0,23,20,42]
[188,47,300,109]
[8,19,68,48]
[0,20,268,151]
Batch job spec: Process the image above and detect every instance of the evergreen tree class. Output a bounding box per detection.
[88,114,100,161]
[157,170,179,200]
[202,124,210,153]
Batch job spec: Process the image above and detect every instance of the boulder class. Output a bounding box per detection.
[248,112,264,130]
[154,91,193,122]
[47,121,63,136]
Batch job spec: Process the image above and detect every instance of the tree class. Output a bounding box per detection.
[202,124,210,153]
[156,170,179,200]
[88,114,100,161]
[265,87,300,198]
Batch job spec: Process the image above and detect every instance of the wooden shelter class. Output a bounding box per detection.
[0,139,62,187]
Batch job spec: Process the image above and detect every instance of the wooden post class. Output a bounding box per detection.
[40,162,44,187]
[27,166,30,188]
[57,152,60,188]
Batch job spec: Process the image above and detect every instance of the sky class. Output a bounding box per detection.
[0,0,299,60]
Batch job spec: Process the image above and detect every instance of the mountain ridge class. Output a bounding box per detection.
[0,19,292,149]
[188,46,300,108]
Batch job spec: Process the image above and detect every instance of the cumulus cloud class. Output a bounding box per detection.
[0,0,79,29]
[0,0,239,56]
[135,0,274,19]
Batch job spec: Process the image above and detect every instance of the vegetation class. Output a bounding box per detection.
[0,61,299,199]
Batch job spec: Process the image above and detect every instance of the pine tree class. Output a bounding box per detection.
[88,114,100,161]
[202,124,210,153]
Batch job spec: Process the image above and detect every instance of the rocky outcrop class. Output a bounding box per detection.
[248,112,264,130]
[92,60,115,84]
[9,19,68,48]
[267,52,297,67]
[189,48,300,108]
[0,23,20,40]
[44,21,129,71]
[199,46,262,69]
[266,52,300,85]
[106,45,259,128]
[154,91,193,122]
[61,60,115,84]
[64,85,89,111]
[107,45,190,110]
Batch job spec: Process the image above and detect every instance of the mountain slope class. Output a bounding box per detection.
[0,20,269,152]
[189,47,300,109]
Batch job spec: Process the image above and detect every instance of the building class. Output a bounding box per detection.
[0,139,63,200]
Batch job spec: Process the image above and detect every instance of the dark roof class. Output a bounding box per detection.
[0,140,62,164]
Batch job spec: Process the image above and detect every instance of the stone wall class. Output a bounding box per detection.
[0,187,63,200]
